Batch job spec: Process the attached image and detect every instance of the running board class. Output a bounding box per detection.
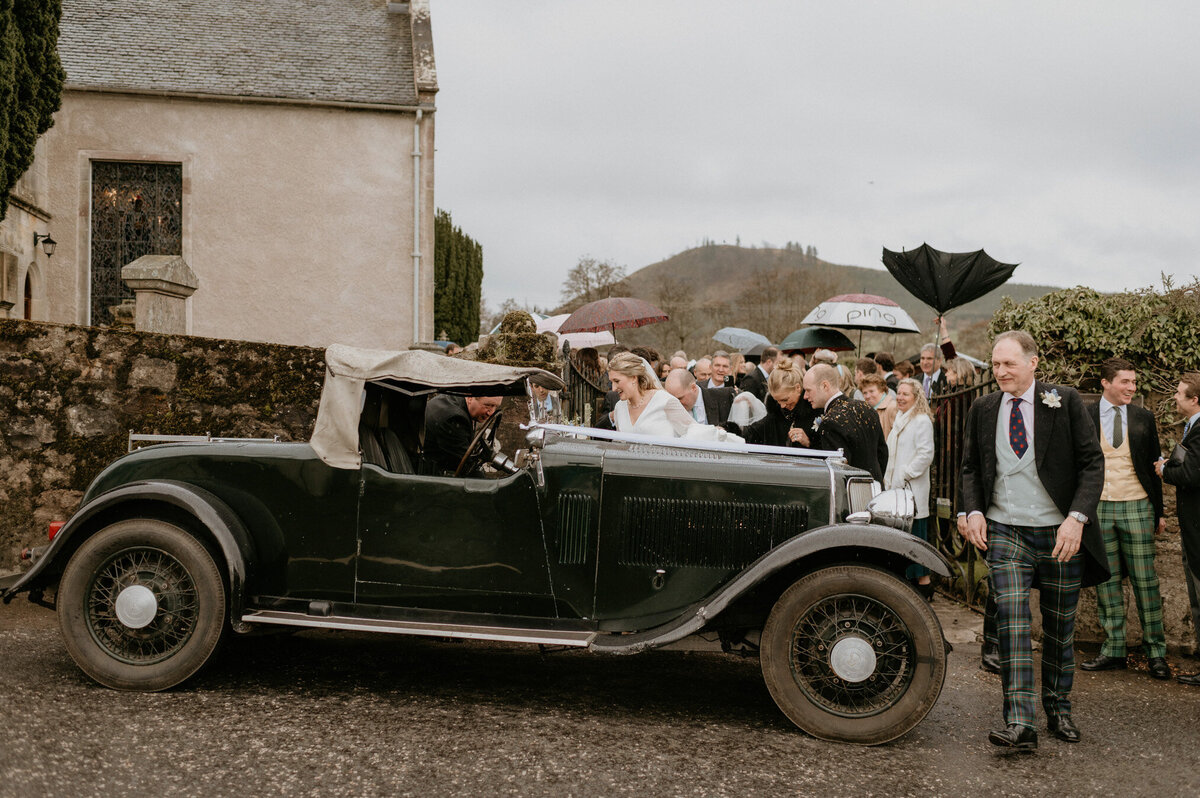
[241,609,596,647]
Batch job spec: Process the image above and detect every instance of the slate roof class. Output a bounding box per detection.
[59,0,419,106]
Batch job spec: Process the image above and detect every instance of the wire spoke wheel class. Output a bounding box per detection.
[789,594,915,717]
[761,564,946,744]
[59,519,226,691]
[86,547,200,665]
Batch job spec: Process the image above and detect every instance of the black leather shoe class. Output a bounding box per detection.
[1148,657,1171,680]
[1177,672,1200,686]
[980,645,1001,674]
[1047,714,1081,743]
[1080,653,1126,671]
[989,724,1038,750]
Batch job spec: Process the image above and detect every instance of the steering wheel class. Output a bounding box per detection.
[454,409,503,478]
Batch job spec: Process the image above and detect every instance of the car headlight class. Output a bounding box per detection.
[864,488,916,532]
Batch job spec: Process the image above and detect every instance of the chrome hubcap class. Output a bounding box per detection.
[114,584,158,629]
[829,636,876,682]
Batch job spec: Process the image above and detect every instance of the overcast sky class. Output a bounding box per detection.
[431,1,1200,311]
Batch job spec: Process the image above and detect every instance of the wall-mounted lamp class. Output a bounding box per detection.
[33,232,56,257]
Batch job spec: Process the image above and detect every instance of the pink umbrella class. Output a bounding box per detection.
[557,297,669,334]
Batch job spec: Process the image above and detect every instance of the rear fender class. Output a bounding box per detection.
[1,480,256,631]
[590,523,950,654]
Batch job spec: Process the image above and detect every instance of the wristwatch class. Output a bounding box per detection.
[1068,511,1088,524]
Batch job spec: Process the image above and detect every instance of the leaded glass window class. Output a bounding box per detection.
[90,161,183,326]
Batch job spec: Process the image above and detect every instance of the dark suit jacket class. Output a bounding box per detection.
[960,381,1108,587]
[739,367,769,402]
[423,394,474,474]
[740,394,819,448]
[813,394,888,482]
[921,370,948,398]
[1162,420,1200,580]
[698,386,734,425]
[595,389,620,431]
[1087,401,1164,522]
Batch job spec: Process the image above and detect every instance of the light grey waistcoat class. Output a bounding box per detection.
[988,402,1064,527]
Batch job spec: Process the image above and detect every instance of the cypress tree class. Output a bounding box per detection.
[0,0,65,221]
[433,208,483,346]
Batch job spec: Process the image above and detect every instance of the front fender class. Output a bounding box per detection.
[1,480,257,630]
[590,523,950,654]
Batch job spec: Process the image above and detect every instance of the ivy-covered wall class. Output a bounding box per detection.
[0,319,324,568]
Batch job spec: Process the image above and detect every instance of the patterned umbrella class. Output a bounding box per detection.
[713,327,772,351]
[801,293,920,333]
[557,297,669,334]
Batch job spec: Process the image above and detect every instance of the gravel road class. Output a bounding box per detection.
[2,594,1198,797]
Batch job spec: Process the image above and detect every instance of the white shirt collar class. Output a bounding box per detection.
[824,391,844,411]
[1006,382,1037,407]
[1188,411,1200,430]
[758,364,769,379]
[1099,396,1126,417]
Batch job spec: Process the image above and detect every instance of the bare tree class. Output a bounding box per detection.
[559,256,629,309]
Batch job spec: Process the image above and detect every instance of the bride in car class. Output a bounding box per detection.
[607,352,695,437]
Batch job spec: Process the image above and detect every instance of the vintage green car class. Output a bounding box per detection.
[2,345,951,744]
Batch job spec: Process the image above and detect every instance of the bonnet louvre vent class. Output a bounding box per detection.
[618,497,806,569]
[557,492,594,564]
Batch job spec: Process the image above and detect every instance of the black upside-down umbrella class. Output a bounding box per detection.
[881,243,1018,316]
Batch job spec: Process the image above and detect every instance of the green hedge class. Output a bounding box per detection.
[989,277,1200,431]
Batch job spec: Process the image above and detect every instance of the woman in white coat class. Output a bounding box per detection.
[885,377,936,598]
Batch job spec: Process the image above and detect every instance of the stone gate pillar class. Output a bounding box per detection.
[121,255,199,335]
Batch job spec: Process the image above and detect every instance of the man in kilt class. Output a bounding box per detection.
[1080,358,1170,680]
[959,331,1106,751]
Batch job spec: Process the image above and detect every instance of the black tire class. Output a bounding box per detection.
[760,564,946,744]
[57,519,226,691]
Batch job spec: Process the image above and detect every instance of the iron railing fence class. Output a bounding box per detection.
[929,378,997,606]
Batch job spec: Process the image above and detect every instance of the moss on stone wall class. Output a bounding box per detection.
[0,319,324,568]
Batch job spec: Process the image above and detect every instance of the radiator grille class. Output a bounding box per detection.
[847,479,876,515]
[557,492,594,564]
[618,497,806,569]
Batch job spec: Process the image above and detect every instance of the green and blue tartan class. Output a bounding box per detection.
[1094,498,1166,659]
[987,521,1084,729]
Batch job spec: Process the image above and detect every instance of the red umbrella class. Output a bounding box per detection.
[557,297,669,334]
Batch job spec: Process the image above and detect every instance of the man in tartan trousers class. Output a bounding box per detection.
[1080,358,1171,680]
[960,331,1106,751]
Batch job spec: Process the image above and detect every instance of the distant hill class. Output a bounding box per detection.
[611,244,1060,360]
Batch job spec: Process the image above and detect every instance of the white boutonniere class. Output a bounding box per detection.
[1041,389,1062,409]
[813,415,823,430]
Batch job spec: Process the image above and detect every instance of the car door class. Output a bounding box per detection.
[355,464,557,617]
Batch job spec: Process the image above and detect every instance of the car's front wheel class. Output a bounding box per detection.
[760,564,946,744]
[57,519,226,691]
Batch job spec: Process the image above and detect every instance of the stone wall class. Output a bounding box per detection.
[0,319,324,568]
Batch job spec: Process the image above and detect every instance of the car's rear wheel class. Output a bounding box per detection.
[58,519,226,691]
[760,564,946,744]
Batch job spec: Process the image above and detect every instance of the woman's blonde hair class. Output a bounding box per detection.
[768,356,805,395]
[897,377,934,418]
[945,357,977,388]
[608,351,657,392]
[836,364,856,394]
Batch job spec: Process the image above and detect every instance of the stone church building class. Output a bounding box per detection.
[1,0,438,350]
